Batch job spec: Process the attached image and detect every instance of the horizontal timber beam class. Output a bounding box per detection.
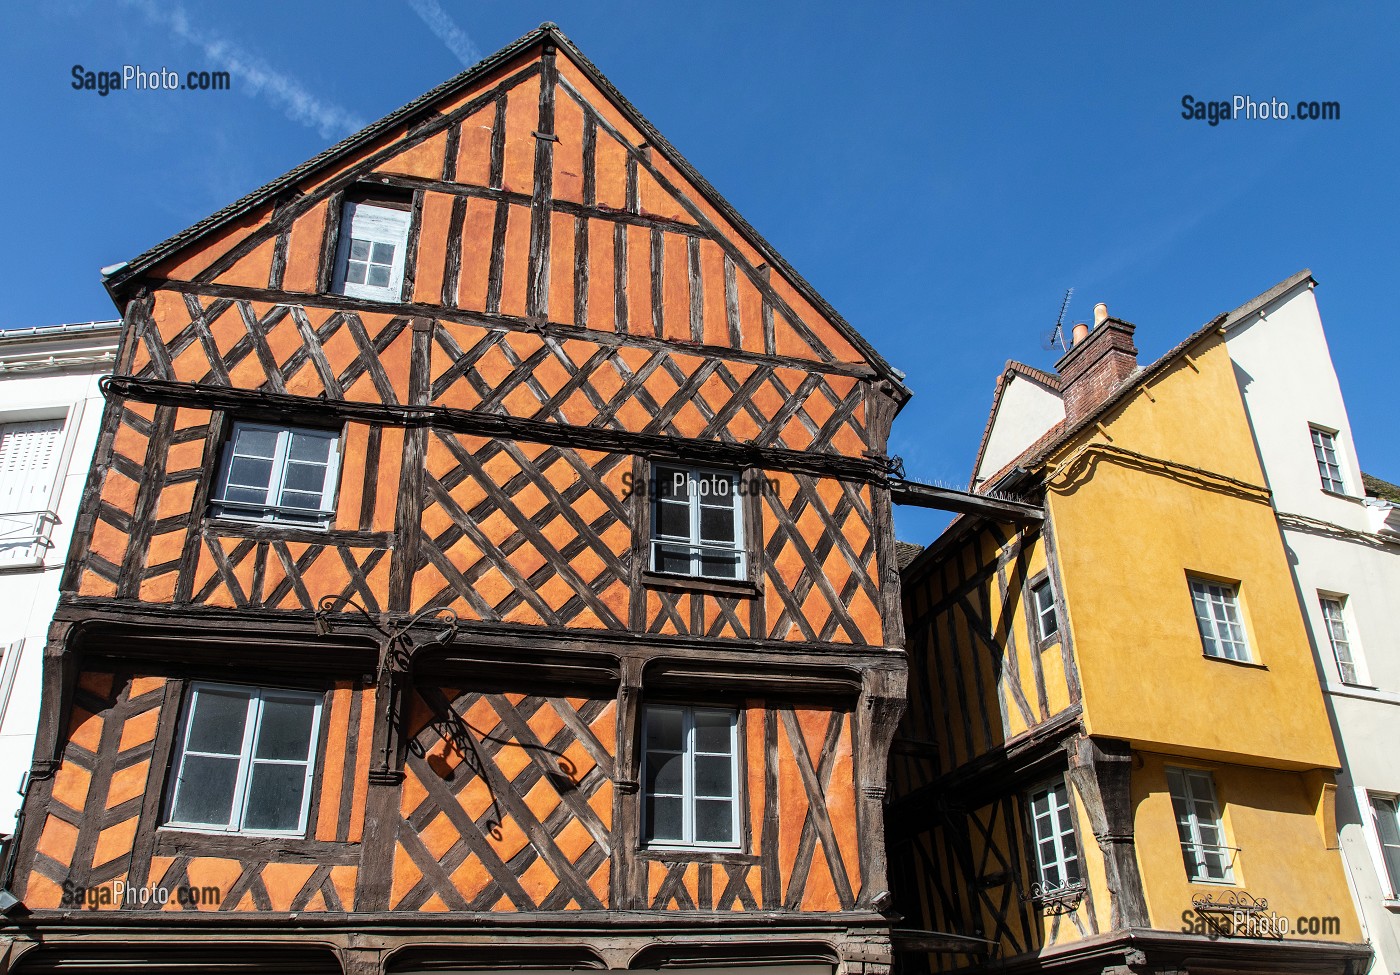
[103,376,889,485]
[889,478,1043,523]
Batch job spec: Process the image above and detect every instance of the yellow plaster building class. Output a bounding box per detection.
[889,279,1369,975]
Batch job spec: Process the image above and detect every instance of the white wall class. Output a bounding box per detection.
[0,327,117,835]
[1225,280,1400,974]
[975,373,1064,487]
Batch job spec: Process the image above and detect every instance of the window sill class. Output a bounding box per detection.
[1383,899,1400,914]
[154,826,348,858]
[640,570,759,598]
[202,518,392,547]
[639,846,756,864]
[1202,654,1267,671]
[1321,488,1362,504]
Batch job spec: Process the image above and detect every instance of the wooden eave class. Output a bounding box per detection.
[100,23,909,402]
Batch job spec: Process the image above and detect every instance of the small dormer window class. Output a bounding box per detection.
[330,198,411,302]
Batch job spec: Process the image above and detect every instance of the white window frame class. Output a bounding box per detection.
[1368,793,1400,901]
[1027,778,1081,894]
[1310,425,1346,494]
[211,421,342,528]
[1188,578,1251,663]
[1318,594,1366,686]
[1167,767,1235,884]
[0,403,86,569]
[649,465,747,581]
[641,704,741,851]
[1030,576,1058,643]
[330,200,412,302]
[165,682,323,837]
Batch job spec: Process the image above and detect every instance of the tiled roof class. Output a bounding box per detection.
[894,540,924,570]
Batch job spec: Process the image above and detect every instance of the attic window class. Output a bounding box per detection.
[330,194,412,302]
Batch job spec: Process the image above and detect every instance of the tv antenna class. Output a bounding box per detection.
[1041,288,1074,352]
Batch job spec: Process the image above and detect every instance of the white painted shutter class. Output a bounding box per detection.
[0,419,64,514]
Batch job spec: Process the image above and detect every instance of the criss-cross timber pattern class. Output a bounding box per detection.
[131,293,415,405]
[78,402,213,603]
[758,473,882,645]
[190,534,391,613]
[412,432,630,626]
[125,294,869,455]
[391,686,615,911]
[430,320,867,454]
[22,672,167,910]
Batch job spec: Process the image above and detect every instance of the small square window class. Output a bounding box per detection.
[1167,767,1234,883]
[166,683,322,836]
[1027,779,1080,893]
[1370,794,1400,899]
[642,705,740,849]
[331,201,411,302]
[1310,426,1345,494]
[650,465,746,581]
[211,422,342,527]
[1030,576,1058,643]
[1189,578,1251,662]
[1319,595,1362,685]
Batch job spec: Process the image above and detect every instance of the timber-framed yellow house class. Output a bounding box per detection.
[890,282,1372,975]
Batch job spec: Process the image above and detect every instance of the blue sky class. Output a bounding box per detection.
[2,1,1395,543]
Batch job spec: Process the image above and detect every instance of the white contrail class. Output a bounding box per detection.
[404,0,479,67]
[120,0,365,140]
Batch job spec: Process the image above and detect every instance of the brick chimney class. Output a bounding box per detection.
[1055,302,1139,423]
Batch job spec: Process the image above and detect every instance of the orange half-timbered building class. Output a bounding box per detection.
[0,24,914,975]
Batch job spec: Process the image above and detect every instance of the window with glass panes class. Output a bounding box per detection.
[642,705,739,849]
[1189,578,1251,662]
[1319,596,1361,684]
[1027,779,1080,892]
[650,466,745,580]
[330,201,411,301]
[1370,795,1400,899]
[1031,576,1058,642]
[211,423,341,526]
[1167,767,1233,883]
[1310,426,1345,494]
[166,683,322,836]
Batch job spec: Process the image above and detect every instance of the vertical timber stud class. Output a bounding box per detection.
[1065,736,1150,928]
[868,380,904,651]
[9,620,78,896]
[528,42,556,321]
[613,657,644,909]
[855,666,906,908]
[356,641,405,912]
[389,318,433,613]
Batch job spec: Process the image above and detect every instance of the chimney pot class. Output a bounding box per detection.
[1094,303,1109,326]
[1071,322,1090,346]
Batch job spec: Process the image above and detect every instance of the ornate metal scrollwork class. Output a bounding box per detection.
[1022,881,1087,916]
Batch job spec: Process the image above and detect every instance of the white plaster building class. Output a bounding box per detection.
[1223,271,1400,975]
[0,322,119,841]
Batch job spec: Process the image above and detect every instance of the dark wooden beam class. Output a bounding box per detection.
[889,479,1043,523]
